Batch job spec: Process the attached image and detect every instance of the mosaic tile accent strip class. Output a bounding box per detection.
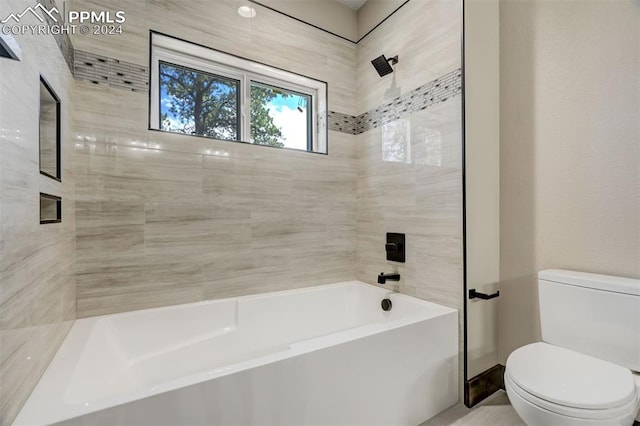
[40,3,458,135]
[74,50,149,92]
[70,47,458,135]
[327,111,357,134]
[38,0,74,73]
[355,68,461,134]
[326,68,462,135]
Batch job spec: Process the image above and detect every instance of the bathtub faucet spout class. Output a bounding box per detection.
[378,272,400,284]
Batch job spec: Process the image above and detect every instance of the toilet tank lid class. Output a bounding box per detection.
[539,269,640,296]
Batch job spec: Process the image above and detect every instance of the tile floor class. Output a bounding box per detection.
[421,391,640,426]
[420,391,526,426]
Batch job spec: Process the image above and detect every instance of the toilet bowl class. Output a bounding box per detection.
[505,342,640,426]
[504,270,640,426]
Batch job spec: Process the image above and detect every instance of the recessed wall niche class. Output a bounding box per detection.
[39,76,61,181]
[40,193,61,224]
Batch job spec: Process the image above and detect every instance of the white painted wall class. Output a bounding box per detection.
[499,0,640,363]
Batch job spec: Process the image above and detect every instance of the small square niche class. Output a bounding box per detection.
[40,193,61,224]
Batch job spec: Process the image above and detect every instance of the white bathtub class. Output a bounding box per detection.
[14,281,458,426]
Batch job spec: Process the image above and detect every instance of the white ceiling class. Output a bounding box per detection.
[335,0,367,11]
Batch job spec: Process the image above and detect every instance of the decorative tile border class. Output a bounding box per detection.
[328,68,461,135]
[327,111,357,134]
[38,0,74,73]
[355,68,461,134]
[74,50,149,92]
[42,2,460,135]
[52,31,459,134]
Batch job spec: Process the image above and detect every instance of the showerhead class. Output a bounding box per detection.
[371,54,398,77]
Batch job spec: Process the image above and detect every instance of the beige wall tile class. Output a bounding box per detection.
[0,0,76,423]
[356,99,463,309]
[1,1,463,422]
[355,104,464,397]
[357,0,461,114]
[76,256,204,317]
[71,0,359,317]
[69,0,357,114]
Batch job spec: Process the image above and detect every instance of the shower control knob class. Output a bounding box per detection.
[381,298,392,311]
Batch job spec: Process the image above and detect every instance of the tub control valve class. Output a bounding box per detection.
[385,233,405,262]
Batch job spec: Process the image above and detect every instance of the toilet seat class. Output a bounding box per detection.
[505,370,638,420]
[505,342,638,421]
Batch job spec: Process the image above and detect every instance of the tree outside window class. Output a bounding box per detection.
[160,62,309,148]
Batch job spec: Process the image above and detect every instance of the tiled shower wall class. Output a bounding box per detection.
[356,0,462,311]
[70,0,358,317]
[70,0,463,319]
[0,0,463,422]
[0,0,76,423]
[354,0,464,386]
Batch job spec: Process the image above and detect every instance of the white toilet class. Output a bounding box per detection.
[505,269,640,426]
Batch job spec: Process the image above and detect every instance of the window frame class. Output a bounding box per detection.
[149,31,328,154]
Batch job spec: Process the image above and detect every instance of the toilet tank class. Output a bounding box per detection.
[538,269,640,372]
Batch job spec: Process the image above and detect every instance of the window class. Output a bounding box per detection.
[159,62,240,141]
[150,32,327,153]
[250,82,312,150]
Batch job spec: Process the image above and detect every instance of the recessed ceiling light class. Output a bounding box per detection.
[238,6,256,18]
